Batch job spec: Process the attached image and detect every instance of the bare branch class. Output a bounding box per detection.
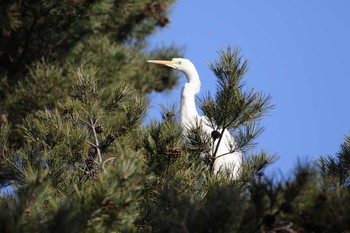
[89,117,103,171]
[102,157,118,171]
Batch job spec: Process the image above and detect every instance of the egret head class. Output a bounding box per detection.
[147,58,196,75]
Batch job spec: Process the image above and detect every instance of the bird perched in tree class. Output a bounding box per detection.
[148,58,241,178]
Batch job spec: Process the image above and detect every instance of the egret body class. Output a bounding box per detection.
[148,58,241,178]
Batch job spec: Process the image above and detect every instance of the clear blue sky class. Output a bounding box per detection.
[147,1,350,176]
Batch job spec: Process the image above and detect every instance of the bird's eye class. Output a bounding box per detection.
[177,61,182,65]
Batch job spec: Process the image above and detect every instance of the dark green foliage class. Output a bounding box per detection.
[202,47,273,130]
[1,151,146,233]
[0,0,174,80]
[0,0,181,136]
[136,49,278,232]
[1,1,350,232]
[1,68,148,233]
[193,47,274,170]
[136,47,350,232]
[142,113,183,175]
[316,134,350,185]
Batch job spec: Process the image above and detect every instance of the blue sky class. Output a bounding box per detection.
[147,1,350,176]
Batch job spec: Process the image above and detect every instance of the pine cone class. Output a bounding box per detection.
[173,149,182,158]
[142,5,156,16]
[43,200,50,209]
[211,130,221,140]
[74,152,82,161]
[85,157,94,170]
[166,112,175,120]
[102,199,114,210]
[106,134,116,143]
[95,125,103,134]
[100,134,117,152]
[89,147,97,157]
[166,148,182,158]
[157,16,169,27]
[89,168,99,178]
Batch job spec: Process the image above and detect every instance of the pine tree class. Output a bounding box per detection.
[1,1,350,233]
[0,0,179,187]
[0,0,180,141]
[0,1,180,232]
[136,47,277,233]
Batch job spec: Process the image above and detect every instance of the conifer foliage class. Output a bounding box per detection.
[0,0,180,130]
[1,1,350,233]
[0,67,148,232]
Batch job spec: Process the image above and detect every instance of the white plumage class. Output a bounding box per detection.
[148,58,241,178]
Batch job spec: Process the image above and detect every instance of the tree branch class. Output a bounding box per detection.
[102,157,117,171]
[89,117,103,170]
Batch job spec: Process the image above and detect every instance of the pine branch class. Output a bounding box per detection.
[102,157,117,171]
[89,116,103,166]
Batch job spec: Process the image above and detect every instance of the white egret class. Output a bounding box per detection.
[148,58,241,178]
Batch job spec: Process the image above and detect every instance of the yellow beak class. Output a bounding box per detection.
[147,60,176,68]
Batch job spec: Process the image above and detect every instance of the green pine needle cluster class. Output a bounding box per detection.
[316,134,350,185]
[189,47,274,171]
[1,1,350,232]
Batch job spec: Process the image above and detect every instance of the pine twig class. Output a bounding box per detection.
[87,141,97,147]
[102,157,117,171]
[74,163,89,174]
[89,117,104,172]
[213,147,240,160]
[272,222,294,233]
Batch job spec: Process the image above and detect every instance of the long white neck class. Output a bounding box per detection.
[180,70,201,127]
